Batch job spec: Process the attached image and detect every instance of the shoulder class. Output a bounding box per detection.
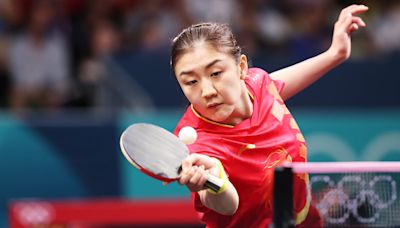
[245,67,272,96]
[245,67,275,87]
[246,67,270,82]
[246,67,285,96]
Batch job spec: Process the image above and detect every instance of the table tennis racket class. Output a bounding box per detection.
[120,123,223,192]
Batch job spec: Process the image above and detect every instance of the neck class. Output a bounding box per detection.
[226,83,253,125]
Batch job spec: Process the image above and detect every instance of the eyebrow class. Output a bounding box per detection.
[179,59,222,77]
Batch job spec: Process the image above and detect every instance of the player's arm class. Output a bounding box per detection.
[269,4,368,100]
[179,154,239,215]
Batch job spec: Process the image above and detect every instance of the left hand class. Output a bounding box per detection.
[328,4,368,61]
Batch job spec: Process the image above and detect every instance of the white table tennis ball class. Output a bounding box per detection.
[179,126,197,145]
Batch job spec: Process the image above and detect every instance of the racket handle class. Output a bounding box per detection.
[205,174,225,193]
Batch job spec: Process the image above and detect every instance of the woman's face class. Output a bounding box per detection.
[174,42,248,124]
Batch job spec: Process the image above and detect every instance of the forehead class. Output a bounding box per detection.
[175,42,234,73]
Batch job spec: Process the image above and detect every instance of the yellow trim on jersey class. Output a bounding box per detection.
[191,105,234,128]
[238,144,256,155]
[248,90,254,101]
[190,90,254,128]
[295,175,311,225]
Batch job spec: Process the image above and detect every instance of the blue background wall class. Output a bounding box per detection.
[1,54,400,227]
[113,51,400,109]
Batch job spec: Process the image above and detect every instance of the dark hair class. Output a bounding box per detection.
[170,23,241,72]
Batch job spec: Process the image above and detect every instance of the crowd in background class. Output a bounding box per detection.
[0,0,398,112]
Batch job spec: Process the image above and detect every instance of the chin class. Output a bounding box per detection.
[211,116,228,123]
[211,112,231,123]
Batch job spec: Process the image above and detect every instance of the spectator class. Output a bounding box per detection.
[77,19,120,107]
[284,0,334,60]
[368,0,400,54]
[122,0,184,51]
[8,0,70,112]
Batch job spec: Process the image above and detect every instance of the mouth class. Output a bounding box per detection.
[207,103,222,109]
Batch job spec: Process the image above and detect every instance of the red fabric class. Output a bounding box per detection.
[297,204,324,228]
[9,199,200,227]
[174,68,321,227]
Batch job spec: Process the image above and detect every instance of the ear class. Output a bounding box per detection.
[239,54,248,80]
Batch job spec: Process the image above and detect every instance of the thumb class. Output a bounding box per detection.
[181,157,193,172]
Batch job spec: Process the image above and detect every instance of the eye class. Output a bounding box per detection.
[184,80,197,86]
[210,71,222,77]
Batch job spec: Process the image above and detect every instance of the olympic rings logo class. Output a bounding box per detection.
[306,132,400,161]
[310,174,398,224]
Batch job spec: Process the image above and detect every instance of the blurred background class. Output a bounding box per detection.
[0,0,399,227]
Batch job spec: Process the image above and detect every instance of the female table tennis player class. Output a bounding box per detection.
[171,4,368,227]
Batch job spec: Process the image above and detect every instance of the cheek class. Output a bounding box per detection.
[182,87,199,103]
[218,78,241,101]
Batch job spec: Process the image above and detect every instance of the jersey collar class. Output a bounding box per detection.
[190,90,254,128]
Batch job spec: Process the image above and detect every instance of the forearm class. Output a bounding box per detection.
[199,180,239,215]
[179,154,240,215]
[270,4,368,101]
[270,49,346,100]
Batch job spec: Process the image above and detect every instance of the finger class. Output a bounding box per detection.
[339,5,368,20]
[347,18,365,34]
[352,16,366,27]
[179,166,196,184]
[197,166,208,186]
[338,13,358,33]
[349,23,359,33]
[190,166,203,184]
[337,12,353,30]
[339,15,366,28]
[188,165,197,178]
[191,165,208,186]
[179,173,190,185]
[339,5,358,20]
[181,157,193,172]
[186,153,214,168]
[348,5,369,16]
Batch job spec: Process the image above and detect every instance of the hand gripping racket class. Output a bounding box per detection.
[120,123,223,192]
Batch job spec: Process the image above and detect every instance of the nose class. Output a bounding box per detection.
[201,79,217,99]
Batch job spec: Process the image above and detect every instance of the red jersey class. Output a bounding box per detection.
[174,68,320,227]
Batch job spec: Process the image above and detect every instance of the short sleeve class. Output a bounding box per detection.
[272,78,285,94]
